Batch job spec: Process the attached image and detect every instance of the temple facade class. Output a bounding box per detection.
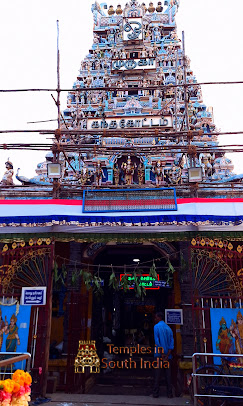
[1,1,243,400]
[15,0,238,190]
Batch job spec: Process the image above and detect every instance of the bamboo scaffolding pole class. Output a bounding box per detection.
[0,143,243,154]
[1,80,243,93]
[52,20,61,199]
[1,129,243,137]
[174,50,178,133]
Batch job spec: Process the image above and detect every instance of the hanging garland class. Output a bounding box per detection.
[109,268,119,291]
[52,255,175,298]
[165,258,176,286]
[0,300,20,315]
[133,271,146,298]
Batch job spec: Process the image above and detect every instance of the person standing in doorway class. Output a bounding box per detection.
[152,312,174,398]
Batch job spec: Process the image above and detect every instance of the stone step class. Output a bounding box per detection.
[97,375,155,386]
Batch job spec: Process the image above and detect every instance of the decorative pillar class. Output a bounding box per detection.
[145,167,151,183]
[107,168,113,184]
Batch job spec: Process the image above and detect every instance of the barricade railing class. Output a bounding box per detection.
[192,352,243,406]
[0,352,31,379]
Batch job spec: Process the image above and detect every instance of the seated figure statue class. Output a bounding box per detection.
[0,160,14,186]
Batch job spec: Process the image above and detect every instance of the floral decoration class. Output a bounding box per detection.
[0,370,32,406]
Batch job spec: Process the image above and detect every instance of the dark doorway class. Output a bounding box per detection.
[89,243,174,395]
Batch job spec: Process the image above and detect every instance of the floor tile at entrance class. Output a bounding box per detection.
[48,394,191,406]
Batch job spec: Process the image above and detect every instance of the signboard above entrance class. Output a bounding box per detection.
[83,188,177,213]
[112,58,156,71]
[87,116,173,131]
[119,274,159,290]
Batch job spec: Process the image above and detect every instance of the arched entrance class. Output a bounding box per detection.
[191,238,243,354]
[49,239,180,395]
[84,241,179,396]
[0,240,54,397]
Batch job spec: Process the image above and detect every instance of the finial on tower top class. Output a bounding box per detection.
[108,5,115,15]
[148,2,155,13]
[116,4,123,14]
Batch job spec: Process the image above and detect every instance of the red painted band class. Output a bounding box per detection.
[0,198,243,205]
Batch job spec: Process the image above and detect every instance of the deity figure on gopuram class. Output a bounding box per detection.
[121,156,136,186]
[0,160,14,186]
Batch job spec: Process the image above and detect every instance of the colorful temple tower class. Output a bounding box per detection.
[1,2,243,398]
[16,0,237,190]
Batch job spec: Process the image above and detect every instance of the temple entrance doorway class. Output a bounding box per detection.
[89,242,177,395]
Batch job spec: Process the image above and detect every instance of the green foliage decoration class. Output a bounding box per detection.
[71,269,83,286]
[82,270,93,290]
[133,271,146,298]
[53,262,67,290]
[92,275,104,296]
[165,258,176,286]
[149,260,158,280]
[120,273,130,293]
[109,271,119,291]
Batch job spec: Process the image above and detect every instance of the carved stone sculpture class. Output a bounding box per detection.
[0,160,14,186]
[94,161,105,186]
[121,156,135,185]
[152,161,163,186]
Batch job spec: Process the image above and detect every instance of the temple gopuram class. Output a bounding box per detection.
[11,0,240,192]
[1,1,243,401]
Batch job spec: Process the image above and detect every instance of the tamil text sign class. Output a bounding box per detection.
[112,58,156,71]
[87,116,172,130]
[165,309,183,325]
[123,18,143,41]
[21,287,47,306]
[120,274,160,290]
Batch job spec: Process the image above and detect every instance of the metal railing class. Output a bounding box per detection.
[0,352,31,379]
[192,352,243,406]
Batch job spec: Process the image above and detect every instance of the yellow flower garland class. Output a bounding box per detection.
[0,370,32,406]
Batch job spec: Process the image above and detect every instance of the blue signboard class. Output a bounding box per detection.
[83,188,177,213]
[153,280,170,288]
[165,309,183,325]
[21,287,46,306]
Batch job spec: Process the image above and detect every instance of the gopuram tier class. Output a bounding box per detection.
[15,1,239,190]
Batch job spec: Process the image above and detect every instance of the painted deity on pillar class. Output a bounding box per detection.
[138,163,145,185]
[0,309,5,351]
[0,305,31,357]
[3,313,20,352]
[230,312,243,364]
[113,164,120,186]
[216,317,233,355]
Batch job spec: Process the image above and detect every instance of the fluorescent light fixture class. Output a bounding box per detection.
[188,167,203,183]
[47,163,61,179]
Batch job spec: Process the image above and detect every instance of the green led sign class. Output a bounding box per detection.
[120,274,159,290]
